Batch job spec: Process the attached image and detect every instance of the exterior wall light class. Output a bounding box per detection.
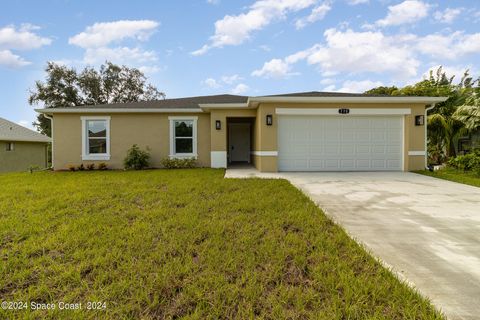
[266,114,273,126]
[215,120,221,130]
[415,115,425,126]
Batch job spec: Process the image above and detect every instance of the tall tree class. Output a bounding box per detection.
[29,62,165,136]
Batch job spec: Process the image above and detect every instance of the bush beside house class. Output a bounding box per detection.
[123,145,151,170]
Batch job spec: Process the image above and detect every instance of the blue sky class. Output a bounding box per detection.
[1,0,479,130]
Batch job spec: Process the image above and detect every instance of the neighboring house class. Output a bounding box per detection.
[35,92,447,172]
[0,117,51,173]
[457,129,480,154]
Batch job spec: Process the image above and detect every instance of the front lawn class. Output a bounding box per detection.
[0,169,443,319]
[416,168,480,188]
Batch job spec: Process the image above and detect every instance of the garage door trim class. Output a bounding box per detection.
[275,108,411,115]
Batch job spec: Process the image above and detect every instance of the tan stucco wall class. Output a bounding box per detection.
[0,141,48,172]
[51,102,428,172]
[52,113,210,170]
[253,102,428,172]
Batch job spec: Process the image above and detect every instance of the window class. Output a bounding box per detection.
[5,142,14,151]
[169,117,197,157]
[81,116,110,160]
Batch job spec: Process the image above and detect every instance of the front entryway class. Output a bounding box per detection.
[227,118,254,164]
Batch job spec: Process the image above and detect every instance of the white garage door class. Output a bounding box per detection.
[278,115,403,171]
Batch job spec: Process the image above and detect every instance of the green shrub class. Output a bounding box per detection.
[124,144,151,170]
[86,163,95,170]
[77,163,85,171]
[160,157,197,169]
[447,149,480,172]
[97,162,108,170]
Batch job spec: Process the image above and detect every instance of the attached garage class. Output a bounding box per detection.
[277,109,406,172]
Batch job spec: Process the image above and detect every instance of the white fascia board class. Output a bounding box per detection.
[0,137,51,143]
[199,103,249,111]
[35,108,203,114]
[276,108,411,115]
[249,96,448,104]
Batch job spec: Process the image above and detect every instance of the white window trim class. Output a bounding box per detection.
[169,116,198,158]
[81,116,111,161]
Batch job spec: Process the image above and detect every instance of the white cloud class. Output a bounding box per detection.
[259,44,271,51]
[295,2,332,29]
[203,74,243,89]
[207,0,220,4]
[434,8,463,24]
[83,46,157,65]
[320,78,335,85]
[221,74,243,84]
[308,28,418,78]
[347,0,369,5]
[0,50,31,68]
[337,79,383,92]
[68,20,160,71]
[137,65,162,74]
[0,24,51,50]
[252,28,424,81]
[416,32,480,60]
[376,0,430,27]
[323,84,336,91]
[192,0,318,55]
[253,25,480,86]
[252,58,294,78]
[204,78,221,88]
[0,24,51,68]
[231,83,249,94]
[69,20,159,48]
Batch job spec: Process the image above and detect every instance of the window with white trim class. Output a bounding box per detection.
[81,116,110,161]
[169,117,197,158]
[5,142,14,151]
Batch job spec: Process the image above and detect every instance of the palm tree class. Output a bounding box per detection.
[453,95,480,131]
[427,113,465,159]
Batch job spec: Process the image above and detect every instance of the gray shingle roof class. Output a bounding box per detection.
[38,91,443,112]
[261,91,388,97]
[71,94,249,109]
[0,117,51,143]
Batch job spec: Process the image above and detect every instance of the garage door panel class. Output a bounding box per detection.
[278,115,403,171]
[340,145,355,155]
[356,145,371,154]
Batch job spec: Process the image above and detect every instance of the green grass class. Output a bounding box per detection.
[416,168,480,187]
[0,169,443,319]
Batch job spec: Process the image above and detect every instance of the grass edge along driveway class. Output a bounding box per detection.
[0,169,444,319]
[415,168,480,188]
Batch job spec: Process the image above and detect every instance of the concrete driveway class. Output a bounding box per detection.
[225,170,480,320]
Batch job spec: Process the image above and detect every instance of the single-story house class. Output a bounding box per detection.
[36,92,447,172]
[0,117,51,173]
